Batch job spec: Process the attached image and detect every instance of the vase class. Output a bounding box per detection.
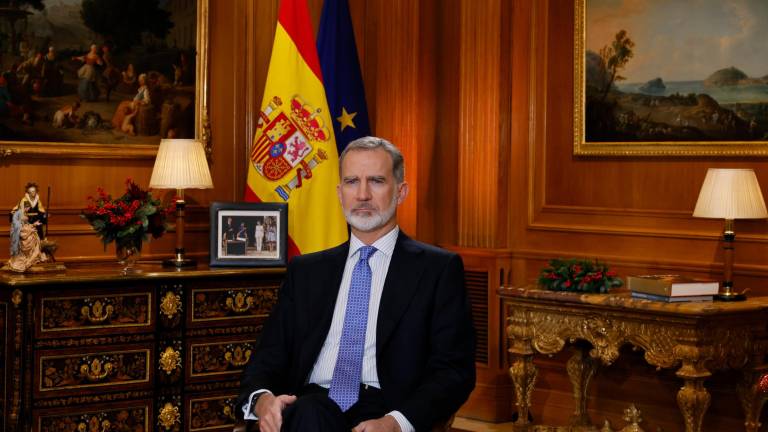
[116,239,142,274]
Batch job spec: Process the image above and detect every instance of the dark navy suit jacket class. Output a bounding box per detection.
[238,232,476,431]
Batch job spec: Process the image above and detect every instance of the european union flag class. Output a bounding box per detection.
[317,0,371,155]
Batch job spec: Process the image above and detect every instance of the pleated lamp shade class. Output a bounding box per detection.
[693,168,768,220]
[150,139,213,189]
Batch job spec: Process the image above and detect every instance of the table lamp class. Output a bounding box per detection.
[693,168,767,301]
[150,139,213,267]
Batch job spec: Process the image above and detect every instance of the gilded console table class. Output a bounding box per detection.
[499,287,768,432]
[0,263,285,432]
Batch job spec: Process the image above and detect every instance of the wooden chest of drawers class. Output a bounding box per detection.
[0,263,284,432]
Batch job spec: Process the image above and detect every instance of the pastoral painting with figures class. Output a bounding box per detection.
[0,0,197,145]
[584,0,768,144]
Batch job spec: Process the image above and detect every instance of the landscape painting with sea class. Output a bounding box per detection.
[582,0,768,149]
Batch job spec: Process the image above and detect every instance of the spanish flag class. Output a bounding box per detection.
[245,0,348,258]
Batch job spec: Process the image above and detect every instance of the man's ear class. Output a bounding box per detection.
[336,183,342,203]
[396,182,409,204]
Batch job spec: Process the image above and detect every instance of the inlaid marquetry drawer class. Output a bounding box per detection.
[35,344,153,397]
[35,290,154,338]
[187,336,257,383]
[187,286,278,328]
[35,400,151,432]
[186,393,239,432]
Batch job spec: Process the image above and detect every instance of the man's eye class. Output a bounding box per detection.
[344,179,358,185]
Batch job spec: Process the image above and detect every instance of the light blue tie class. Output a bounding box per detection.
[328,245,377,411]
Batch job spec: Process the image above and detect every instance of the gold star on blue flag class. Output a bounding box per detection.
[337,107,357,131]
[317,0,371,154]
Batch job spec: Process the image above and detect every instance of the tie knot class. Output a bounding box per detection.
[357,246,377,261]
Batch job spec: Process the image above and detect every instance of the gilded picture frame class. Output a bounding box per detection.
[0,0,210,160]
[574,0,768,156]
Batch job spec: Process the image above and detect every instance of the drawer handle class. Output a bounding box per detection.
[158,402,181,430]
[81,300,114,324]
[225,292,255,314]
[222,400,236,420]
[224,344,253,367]
[160,291,182,319]
[79,357,114,382]
[159,346,182,375]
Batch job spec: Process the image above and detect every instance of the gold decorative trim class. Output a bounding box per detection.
[191,287,278,323]
[159,346,182,375]
[188,395,238,432]
[160,291,182,319]
[11,289,22,307]
[35,405,150,432]
[158,402,181,430]
[572,0,768,156]
[189,340,254,377]
[81,300,114,324]
[40,293,152,333]
[39,349,151,392]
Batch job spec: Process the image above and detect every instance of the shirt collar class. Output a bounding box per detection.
[348,226,400,260]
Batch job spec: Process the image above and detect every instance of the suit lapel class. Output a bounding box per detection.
[376,232,424,354]
[298,242,349,380]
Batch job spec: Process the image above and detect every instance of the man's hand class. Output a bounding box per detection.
[353,415,402,432]
[254,393,297,432]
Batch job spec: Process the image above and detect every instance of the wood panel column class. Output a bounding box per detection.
[455,0,511,249]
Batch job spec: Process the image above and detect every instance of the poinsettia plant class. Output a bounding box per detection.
[81,178,172,250]
[538,258,623,293]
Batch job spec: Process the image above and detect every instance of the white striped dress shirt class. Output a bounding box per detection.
[244,226,414,431]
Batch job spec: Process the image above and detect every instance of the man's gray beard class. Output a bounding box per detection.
[344,193,398,233]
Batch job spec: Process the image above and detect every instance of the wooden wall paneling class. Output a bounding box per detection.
[428,0,460,247]
[456,0,503,249]
[363,0,421,236]
[488,0,768,428]
[449,247,514,422]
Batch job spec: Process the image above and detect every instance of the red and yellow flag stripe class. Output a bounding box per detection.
[245,0,348,258]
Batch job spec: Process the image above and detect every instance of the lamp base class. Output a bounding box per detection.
[715,291,746,301]
[162,257,197,268]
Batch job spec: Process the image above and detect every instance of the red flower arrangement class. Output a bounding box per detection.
[81,178,172,250]
[538,258,623,293]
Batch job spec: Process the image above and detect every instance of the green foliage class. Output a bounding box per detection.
[80,0,173,51]
[538,258,623,294]
[598,29,635,99]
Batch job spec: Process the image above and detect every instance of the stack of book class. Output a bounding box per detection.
[627,275,719,302]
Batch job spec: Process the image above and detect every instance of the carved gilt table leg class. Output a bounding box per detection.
[507,307,537,429]
[509,354,537,428]
[567,345,598,427]
[738,371,768,432]
[675,345,711,432]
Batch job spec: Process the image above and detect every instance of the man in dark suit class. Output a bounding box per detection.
[238,136,475,432]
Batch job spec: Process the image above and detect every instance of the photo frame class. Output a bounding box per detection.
[209,202,288,267]
[0,0,210,160]
[574,0,768,156]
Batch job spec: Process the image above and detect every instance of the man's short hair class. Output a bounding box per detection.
[339,136,405,184]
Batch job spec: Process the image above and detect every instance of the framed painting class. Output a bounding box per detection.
[209,202,288,268]
[0,0,209,160]
[574,0,768,156]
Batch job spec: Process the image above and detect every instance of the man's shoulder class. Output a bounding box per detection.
[289,241,349,268]
[398,233,458,262]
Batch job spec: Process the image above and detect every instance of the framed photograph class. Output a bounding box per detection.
[574,0,768,156]
[0,0,210,160]
[209,202,288,267]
